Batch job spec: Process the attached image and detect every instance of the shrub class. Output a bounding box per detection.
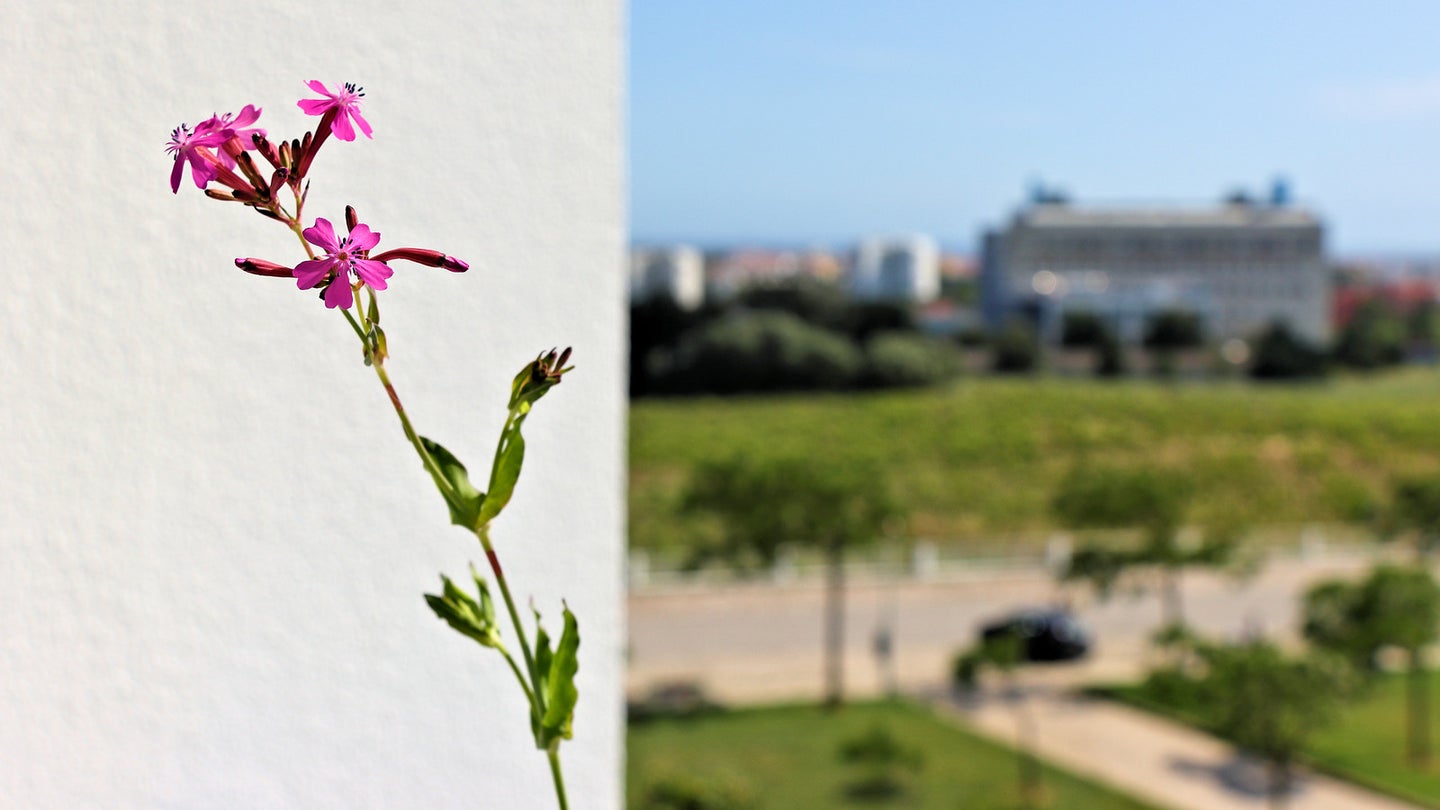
[652,311,863,394]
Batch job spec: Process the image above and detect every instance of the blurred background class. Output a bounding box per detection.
[625,3,1440,808]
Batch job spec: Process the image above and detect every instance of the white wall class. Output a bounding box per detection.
[0,2,625,808]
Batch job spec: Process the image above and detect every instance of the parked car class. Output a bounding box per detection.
[980,608,1091,662]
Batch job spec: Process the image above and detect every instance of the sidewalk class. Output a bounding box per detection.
[933,684,1421,810]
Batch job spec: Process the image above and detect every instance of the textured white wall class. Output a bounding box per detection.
[0,2,624,808]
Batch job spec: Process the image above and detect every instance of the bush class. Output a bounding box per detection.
[651,311,863,394]
[1250,321,1327,380]
[860,332,961,389]
[640,774,756,810]
[992,320,1039,373]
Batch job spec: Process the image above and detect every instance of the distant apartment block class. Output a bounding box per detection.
[630,245,705,310]
[980,185,1329,345]
[851,235,942,304]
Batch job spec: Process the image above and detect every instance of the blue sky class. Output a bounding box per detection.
[631,1,1440,254]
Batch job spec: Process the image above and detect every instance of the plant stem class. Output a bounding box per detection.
[477,525,544,715]
[498,644,536,707]
[546,744,570,810]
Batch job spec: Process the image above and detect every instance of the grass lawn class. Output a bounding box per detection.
[1103,671,1440,807]
[631,369,1440,553]
[627,701,1159,810]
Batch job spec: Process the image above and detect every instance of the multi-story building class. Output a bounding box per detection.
[980,186,1328,344]
[851,235,941,304]
[630,245,705,310]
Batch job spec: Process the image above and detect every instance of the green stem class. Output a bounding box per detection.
[497,643,536,708]
[370,358,457,503]
[478,525,545,718]
[546,744,569,810]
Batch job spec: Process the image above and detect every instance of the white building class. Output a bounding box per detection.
[851,235,941,304]
[981,188,1329,345]
[630,245,705,310]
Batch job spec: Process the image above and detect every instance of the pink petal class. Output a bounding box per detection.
[294,258,336,290]
[350,109,373,139]
[346,223,380,251]
[187,153,215,188]
[170,157,184,193]
[303,218,340,252]
[330,111,356,142]
[298,98,332,115]
[323,278,355,309]
[232,104,262,127]
[353,259,393,290]
[305,80,332,96]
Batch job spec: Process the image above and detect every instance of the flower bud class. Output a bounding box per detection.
[234,257,295,277]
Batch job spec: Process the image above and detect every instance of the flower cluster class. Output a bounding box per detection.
[168,81,466,310]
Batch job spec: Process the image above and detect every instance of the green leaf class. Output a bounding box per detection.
[479,428,526,525]
[420,436,484,528]
[538,605,581,747]
[424,574,501,648]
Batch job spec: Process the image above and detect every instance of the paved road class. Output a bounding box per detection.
[628,549,1380,703]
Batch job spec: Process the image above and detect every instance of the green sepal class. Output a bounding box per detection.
[424,574,501,648]
[479,428,526,525]
[538,605,581,747]
[420,436,484,528]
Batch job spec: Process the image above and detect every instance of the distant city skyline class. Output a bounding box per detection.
[631,1,1440,255]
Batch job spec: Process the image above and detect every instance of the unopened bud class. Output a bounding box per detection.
[345,205,359,232]
[234,257,295,277]
[205,189,239,203]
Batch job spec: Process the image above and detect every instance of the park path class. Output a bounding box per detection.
[934,683,1421,810]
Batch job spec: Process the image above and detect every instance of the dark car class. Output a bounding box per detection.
[980,609,1091,662]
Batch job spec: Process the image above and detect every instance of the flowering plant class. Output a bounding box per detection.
[168,81,579,808]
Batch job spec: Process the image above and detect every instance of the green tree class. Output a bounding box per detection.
[1249,321,1328,380]
[684,457,897,708]
[1053,465,1236,630]
[951,631,1044,808]
[1060,311,1108,348]
[991,319,1039,374]
[1201,640,1355,810]
[1333,299,1405,369]
[1303,565,1440,767]
[1143,309,1204,378]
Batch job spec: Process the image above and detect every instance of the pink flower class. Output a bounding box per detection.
[165,123,228,193]
[293,217,393,309]
[297,81,372,142]
[197,105,266,169]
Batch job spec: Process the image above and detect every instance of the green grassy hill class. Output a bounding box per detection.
[631,370,1440,553]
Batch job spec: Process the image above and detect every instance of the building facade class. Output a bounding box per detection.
[631,245,705,310]
[981,195,1328,345]
[851,235,942,304]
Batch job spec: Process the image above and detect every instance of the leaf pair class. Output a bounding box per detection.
[424,570,501,649]
[531,605,580,749]
[420,426,527,530]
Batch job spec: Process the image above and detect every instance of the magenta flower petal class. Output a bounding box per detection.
[352,259,393,290]
[347,223,381,251]
[323,279,355,309]
[303,218,340,253]
[294,258,337,290]
[297,98,331,115]
[350,108,373,139]
[330,111,356,142]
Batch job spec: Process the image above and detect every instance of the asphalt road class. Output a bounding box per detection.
[627,548,1383,704]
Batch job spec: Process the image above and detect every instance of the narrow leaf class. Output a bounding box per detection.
[420,436,484,528]
[479,429,526,525]
[540,605,580,746]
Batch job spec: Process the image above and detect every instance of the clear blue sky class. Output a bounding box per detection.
[631,1,1440,254]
